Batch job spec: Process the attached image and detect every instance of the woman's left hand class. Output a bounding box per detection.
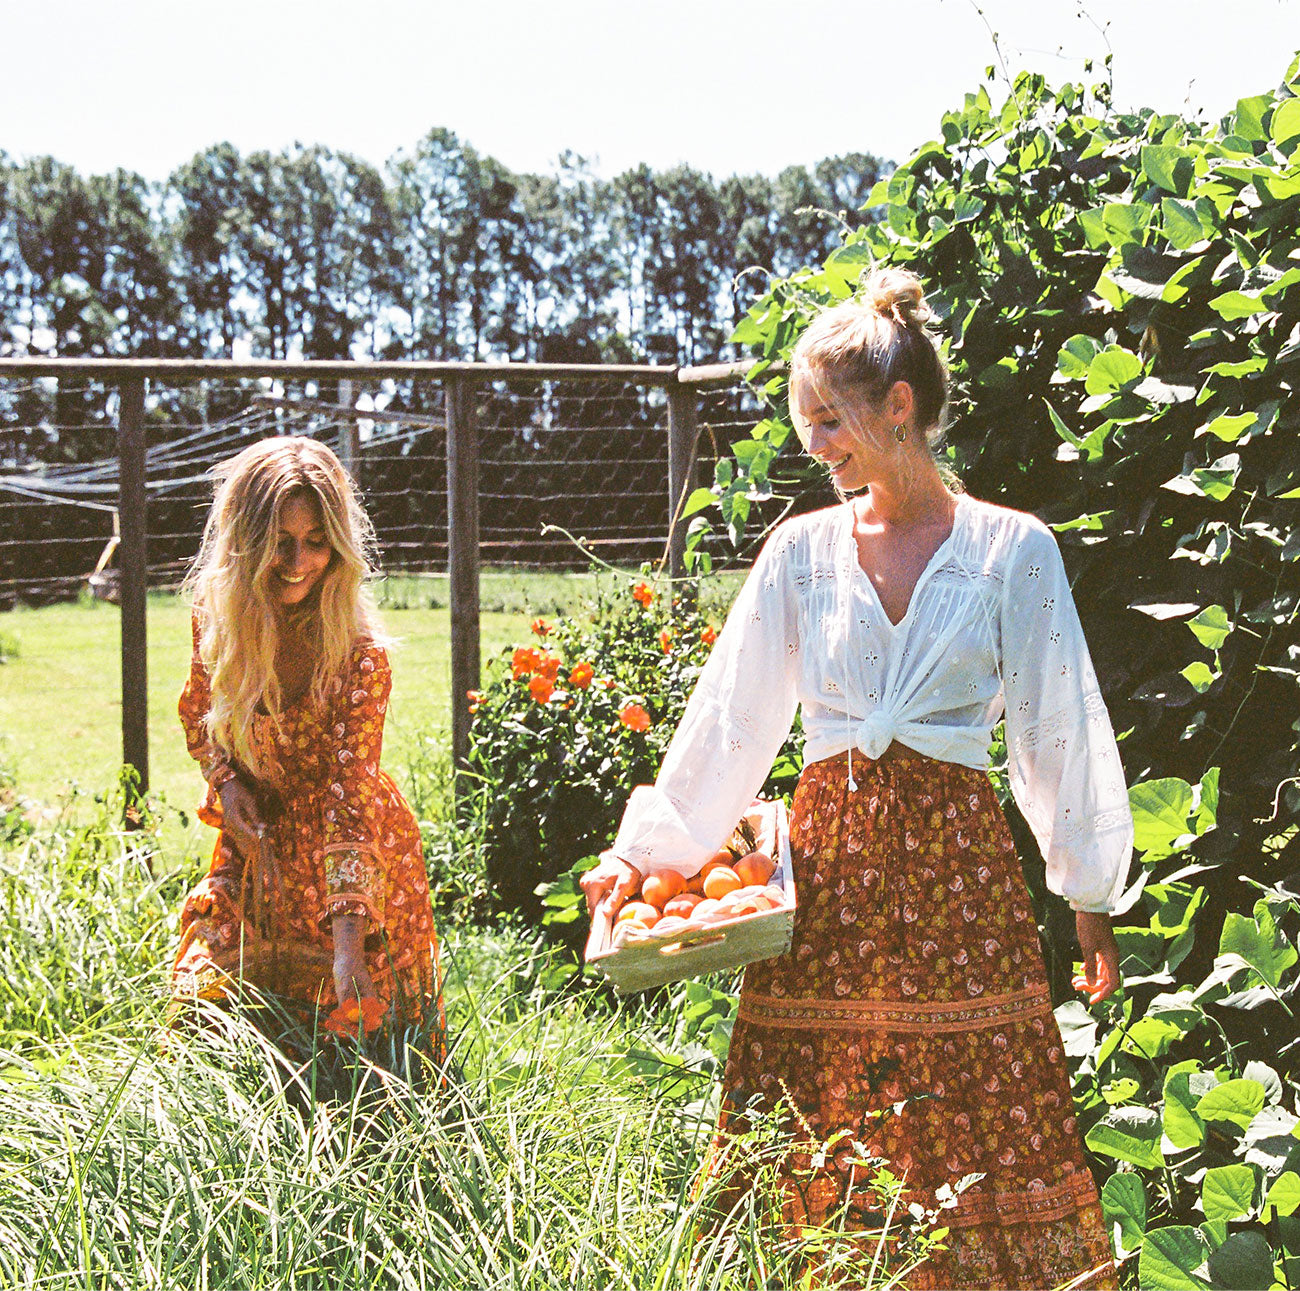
[1073,911,1121,1004]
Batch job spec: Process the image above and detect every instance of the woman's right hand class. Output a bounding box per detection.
[218,778,265,851]
[581,851,643,921]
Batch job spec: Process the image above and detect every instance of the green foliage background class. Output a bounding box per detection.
[692,54,1300,1288]
[465,577,802,918]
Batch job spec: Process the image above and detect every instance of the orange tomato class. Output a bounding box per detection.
[734,850,776,886]
[703,866,742,900]
[640,872,685,910]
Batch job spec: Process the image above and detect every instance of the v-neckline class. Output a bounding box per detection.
[845,493,965,632]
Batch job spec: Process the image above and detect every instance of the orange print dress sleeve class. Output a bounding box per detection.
[320,643,393,932]
[179,613,239,795]
[177,612,244,927]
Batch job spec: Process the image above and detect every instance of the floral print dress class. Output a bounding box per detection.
[171,617,442,1044]
[709,750,1117,1290]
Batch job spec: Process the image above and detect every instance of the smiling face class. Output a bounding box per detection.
[792,371,911,495]
[271,490,334,606]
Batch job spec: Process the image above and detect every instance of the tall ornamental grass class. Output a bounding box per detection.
[0,783,927,1289]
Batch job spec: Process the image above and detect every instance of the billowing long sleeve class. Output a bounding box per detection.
[1000,520,1133,913]
[177,612,245,926]
[612,528,802,877]
[320,643,392,930]
[179,613,239,794]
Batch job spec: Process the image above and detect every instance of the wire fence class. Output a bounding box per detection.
[0,369,822,608]
[0,359,836,794]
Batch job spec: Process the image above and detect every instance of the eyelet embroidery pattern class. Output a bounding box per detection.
[615,500,1131,916]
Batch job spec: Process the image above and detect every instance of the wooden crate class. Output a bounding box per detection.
[584,800,795,994]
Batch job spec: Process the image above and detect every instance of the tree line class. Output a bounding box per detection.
[0,132,887,368]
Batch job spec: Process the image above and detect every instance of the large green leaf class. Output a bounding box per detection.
[1148,884,1208,940]
[1057,334,1101,380]
[1235,95,1273,142]
[1143,145,1197,196]
[953,191,985,223]
[1162,197,1213,249]
[1220,905,1299,989]
[1129,778,1195,860]
[1188,605,1232,649]
[681,487,717,519]
[1164,454,1241,502]
[1207,1231,1274,1291]
[1121,1014,1185,1059]
[1207,290,1270,320]
[1054,999,1097,1058]
[1122,995,1204,1058]
[1100,201,1153,247]
[1139,1227,1212,1290]
[1200,412,1256,442]
[1200,1164,1258,1222]
[1085,344,1143,395]
[1164,1066,1209,1151]
[1086,1106,1164,1168]
[1271,97,1300,147]
[1266,1171,1300,1219]
[1101,1173,1147,1252]
[1196,1079,1267,1131]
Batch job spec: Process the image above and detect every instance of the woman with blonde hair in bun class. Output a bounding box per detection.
[585,268,1127,1288]
[171,435,443,1058]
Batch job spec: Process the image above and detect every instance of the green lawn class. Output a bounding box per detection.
[0,570,635,819]
[0,566,926,1291]
[0,568,746,821]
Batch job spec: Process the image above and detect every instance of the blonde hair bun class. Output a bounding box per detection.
[860,267,932,330]
[789,267,949,437]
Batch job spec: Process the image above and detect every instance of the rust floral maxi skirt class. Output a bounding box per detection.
[711,751,1117,1290]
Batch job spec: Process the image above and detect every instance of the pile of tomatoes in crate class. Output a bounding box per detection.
[610,824,789,948]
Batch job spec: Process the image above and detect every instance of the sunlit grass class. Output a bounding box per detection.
[0,787,923,1290]
[0,563,913,1290]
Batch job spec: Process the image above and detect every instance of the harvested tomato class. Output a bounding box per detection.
[324,996,386,1035]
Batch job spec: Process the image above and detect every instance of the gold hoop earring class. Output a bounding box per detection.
[893,423,908,443]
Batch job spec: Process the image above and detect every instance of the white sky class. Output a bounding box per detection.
[3,0,1298,181]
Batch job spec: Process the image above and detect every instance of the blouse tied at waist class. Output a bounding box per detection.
[611,501,1134,915]
[830,708,996,769]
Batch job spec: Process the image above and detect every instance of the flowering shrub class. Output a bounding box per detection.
[465,576,802,916]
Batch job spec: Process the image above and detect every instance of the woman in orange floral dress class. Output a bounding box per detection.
[586,270,1128,1289]
[171,436,442,1055]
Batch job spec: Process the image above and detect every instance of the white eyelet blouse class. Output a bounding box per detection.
[612,493,1134,914]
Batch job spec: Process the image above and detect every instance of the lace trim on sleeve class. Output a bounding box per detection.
[1055,807,1133,845]
[1010,690,1110,757]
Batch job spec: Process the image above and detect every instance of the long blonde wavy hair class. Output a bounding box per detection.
[184,435,384,777]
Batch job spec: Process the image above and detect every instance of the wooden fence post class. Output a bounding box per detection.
[667,380,698,586]
[117,375,149,809]
[446,375,480,795]
[336,378,360,481]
